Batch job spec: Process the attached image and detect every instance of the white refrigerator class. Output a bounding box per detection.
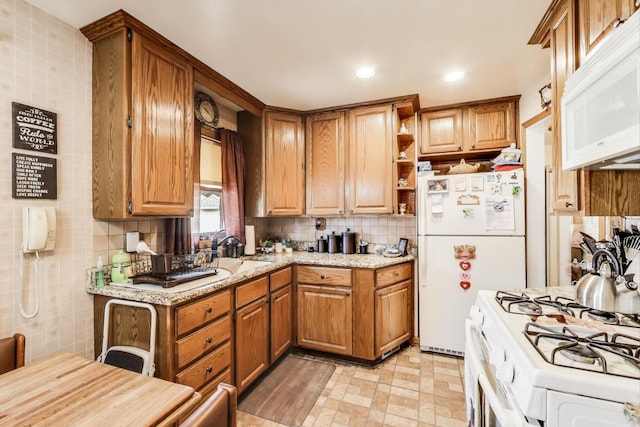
[417,168,526,355]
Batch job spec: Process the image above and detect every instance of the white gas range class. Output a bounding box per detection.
[465,289,640,426]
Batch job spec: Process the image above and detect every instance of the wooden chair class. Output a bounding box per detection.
[0,333,25,375]
[181,383,237,427]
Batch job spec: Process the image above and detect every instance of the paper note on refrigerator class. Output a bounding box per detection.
[485,196,515,230]
[431,194,443,214]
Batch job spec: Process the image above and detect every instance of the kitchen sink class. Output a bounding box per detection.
[217,258,272,274]
[108,259,273,294]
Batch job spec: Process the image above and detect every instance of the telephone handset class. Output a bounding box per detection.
[20,206,56,319]
[22,207,56,253]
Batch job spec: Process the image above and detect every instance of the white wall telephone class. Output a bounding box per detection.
[22,207,56,253]
[20,206,56,319]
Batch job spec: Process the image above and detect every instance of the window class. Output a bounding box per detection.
[199,189,223,233]
[193,136,223,236]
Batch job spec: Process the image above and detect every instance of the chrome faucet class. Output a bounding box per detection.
[210,229,226,245]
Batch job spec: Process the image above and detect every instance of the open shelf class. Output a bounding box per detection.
[393,101,417,216]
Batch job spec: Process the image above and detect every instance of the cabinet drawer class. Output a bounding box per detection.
[235,276,268,309]
[176,315,231,369]
[176,290,231,337]
[297,265,352,287]
[376,263,412,288]
[175,341,231,391]
[270,267,292,292]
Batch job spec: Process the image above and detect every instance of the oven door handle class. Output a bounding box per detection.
[466,320,537,427]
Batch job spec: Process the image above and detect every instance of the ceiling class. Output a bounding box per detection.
[25,0,552,112]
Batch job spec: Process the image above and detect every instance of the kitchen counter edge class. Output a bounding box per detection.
[86,252,415,306]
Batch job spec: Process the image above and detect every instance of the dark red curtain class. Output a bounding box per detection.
[220,128,245,241]
[165,217,192,255]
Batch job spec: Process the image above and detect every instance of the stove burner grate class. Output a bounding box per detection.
[524,323,640,379]
[559,343,599,364]
[586,310,618,324]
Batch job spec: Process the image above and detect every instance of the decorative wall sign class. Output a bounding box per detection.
[12,102,57,154]
[12,153,57,199]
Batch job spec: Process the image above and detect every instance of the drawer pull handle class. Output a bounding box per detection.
[393,272,399,277]
[344,291,350,296]
[320,274,326,279]
[206,337,213,344]
[206,307,213,314]
[565,202,574,208]
[205,366,213,374]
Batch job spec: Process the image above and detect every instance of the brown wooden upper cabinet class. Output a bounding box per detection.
[82,21,194,218]
[577,0,638,64]
[306,111,346,216]
[530,0,640,216]
[264,112,305,216]
[347,105,394,214]
[419,97,519,158]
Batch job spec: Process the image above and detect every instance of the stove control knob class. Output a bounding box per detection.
[496,362,515,384]
[489,348,506,365]
[469,305,484,326]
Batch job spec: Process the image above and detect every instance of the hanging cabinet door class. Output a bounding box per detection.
[577,0,638,63]
[306,111,346,216]
[467,102,515,151]
[265,112,305,216]
[130,33,194,216]
[550,1,581,213]
[347,105,393,214]
[419,108,464,155]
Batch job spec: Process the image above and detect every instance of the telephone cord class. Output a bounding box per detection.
[19,249,40,319]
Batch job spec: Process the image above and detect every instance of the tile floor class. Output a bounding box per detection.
[237,345,467,427]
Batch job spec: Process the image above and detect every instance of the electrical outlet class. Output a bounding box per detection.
[315,218,326,231]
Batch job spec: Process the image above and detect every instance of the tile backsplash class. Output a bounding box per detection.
[247,216,417,253]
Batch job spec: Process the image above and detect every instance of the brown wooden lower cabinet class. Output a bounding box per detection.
[234,297,269,394]
[93,261,412,399]
[375,280,412,355]
[296,261,413,361]
[270,283,293,362]
[296,283,354,355]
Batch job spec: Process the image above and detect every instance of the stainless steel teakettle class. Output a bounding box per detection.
[576,249,640,314]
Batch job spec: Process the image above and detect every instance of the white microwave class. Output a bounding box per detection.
[561,10,640,170]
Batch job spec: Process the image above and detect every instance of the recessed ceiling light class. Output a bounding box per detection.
[443,71,466,82]
[356,67,376,79]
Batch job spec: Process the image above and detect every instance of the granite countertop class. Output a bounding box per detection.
[86,252,414,306]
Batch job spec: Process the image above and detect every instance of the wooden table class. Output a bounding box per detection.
[0,352,201,426]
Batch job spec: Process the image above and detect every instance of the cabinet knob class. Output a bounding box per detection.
[320,274,326,279]
[457,145,462,151]
[206,337,213,344]
[471,144,476,150]
[393,271,399,277]
[205,366,213,374]
[206,307,213,314]
[565,202,574,208]
[344,290,351,296]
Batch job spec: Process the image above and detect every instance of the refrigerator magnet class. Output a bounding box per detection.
[427,178,448,193]
[454,177,466,192]
[470,176,484,191]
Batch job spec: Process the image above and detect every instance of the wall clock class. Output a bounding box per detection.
[195,92,219,129]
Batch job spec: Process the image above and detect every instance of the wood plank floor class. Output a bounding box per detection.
[237,345,467,426]
[239,355,335,426]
